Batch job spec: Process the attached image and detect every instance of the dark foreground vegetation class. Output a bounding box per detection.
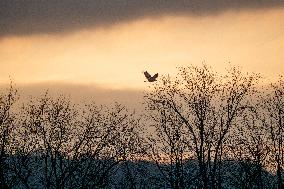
[1,65,284,189]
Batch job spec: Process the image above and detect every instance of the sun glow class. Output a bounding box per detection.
[0,8,284,89]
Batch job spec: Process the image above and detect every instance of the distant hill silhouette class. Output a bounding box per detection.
[3,154,276,189]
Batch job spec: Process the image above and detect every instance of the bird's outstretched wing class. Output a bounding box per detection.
[144,71,152,80]
[152,73,158,79]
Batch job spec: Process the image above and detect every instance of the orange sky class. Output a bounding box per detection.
[0,8,284,89]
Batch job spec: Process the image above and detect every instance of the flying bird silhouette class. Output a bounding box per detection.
[144,71,158,82]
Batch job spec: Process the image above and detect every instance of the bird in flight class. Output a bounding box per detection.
[144,71,158,82]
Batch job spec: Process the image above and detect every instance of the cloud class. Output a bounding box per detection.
[1,0,283,37]
[1,82,144,110]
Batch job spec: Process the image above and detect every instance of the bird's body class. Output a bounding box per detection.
[144,71,158,82]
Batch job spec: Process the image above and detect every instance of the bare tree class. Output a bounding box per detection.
[261,77,284,188]
[146,105,189,189]
[16,93,78,189]
[0,83,145,189]
[0,82,18,189]
[3,66,282,188]
[145,64,259,189]
[73,102,144,188]
[227,108,270,189]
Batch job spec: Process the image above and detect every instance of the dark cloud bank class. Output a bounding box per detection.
[1,0,283,37]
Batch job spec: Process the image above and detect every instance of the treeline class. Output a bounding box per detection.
[0,65,284,189]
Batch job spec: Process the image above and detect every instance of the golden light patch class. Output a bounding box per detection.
[0,8,283,88]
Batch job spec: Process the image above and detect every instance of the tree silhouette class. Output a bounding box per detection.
[145,64,259,189]
[1,66,284,188]
[0,82,18,189]
[262,77,284,188]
